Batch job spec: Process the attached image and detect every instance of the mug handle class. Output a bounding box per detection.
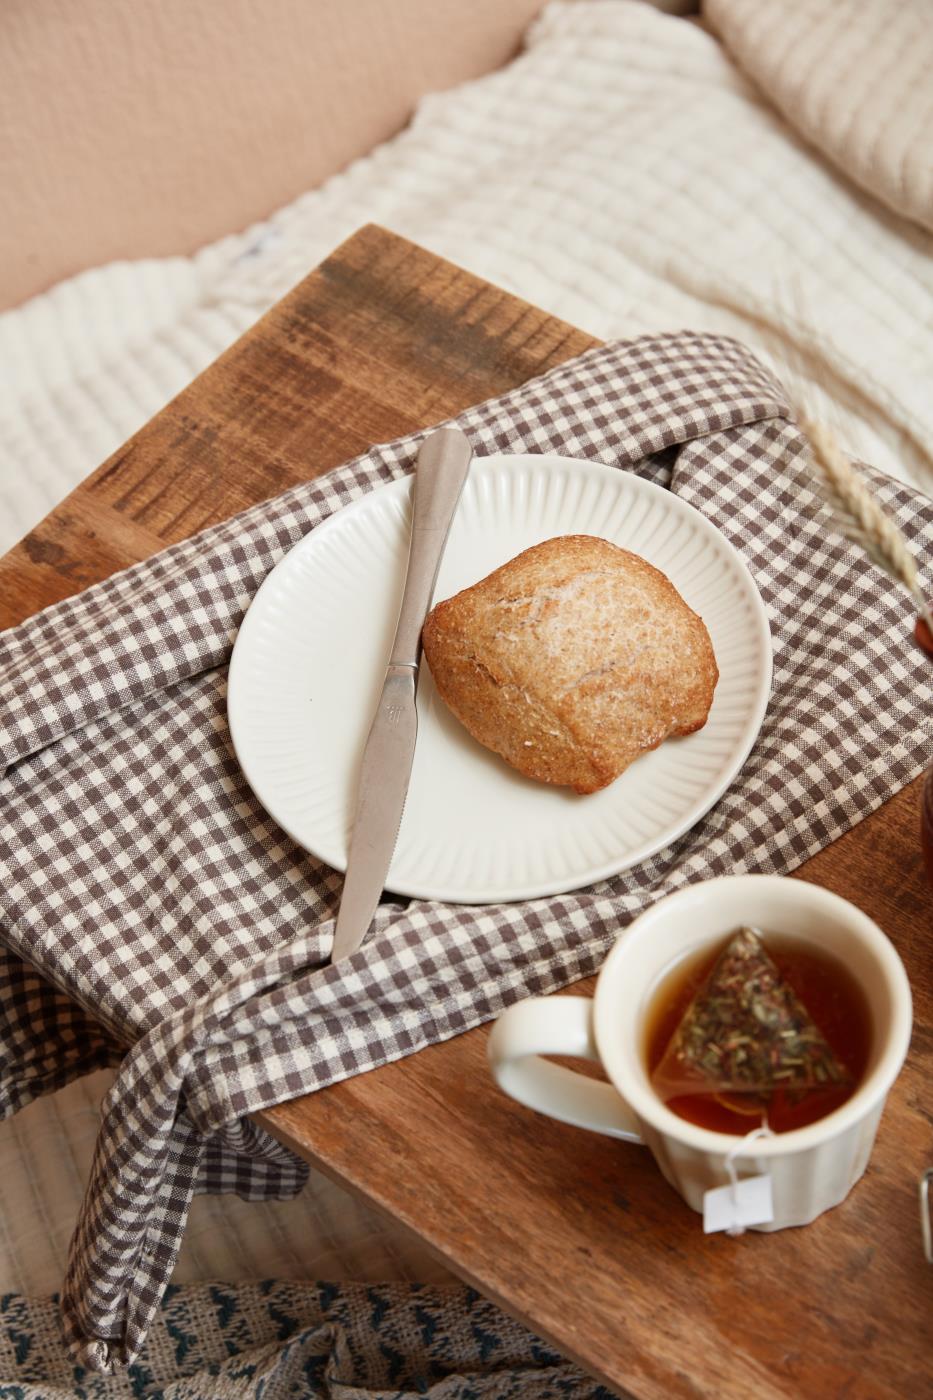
[487,997,642,1142]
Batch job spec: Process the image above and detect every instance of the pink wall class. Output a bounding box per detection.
[1,0,545,309]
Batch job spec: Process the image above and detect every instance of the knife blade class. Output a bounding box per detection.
[330,427,473,963]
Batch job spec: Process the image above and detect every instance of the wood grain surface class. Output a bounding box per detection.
[0,225,593,628]
[2,226,930,1399]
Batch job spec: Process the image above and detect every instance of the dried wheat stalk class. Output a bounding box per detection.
[798,412,933,635]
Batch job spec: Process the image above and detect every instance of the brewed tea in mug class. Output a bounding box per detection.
[643,932,872,1135]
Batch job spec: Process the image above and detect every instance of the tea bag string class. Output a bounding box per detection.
[724,1125,776,1237]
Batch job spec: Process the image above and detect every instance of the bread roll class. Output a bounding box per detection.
[421,535,718,794]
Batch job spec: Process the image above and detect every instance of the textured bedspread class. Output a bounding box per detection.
[2,0,932,561]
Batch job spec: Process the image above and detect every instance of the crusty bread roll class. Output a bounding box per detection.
[421,535,718,794]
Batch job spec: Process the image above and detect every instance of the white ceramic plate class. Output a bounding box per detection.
[228,454,771,902]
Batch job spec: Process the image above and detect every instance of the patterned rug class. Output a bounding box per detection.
[0,1281,615,1399]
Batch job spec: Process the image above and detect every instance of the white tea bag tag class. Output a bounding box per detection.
[703,1173,774,1234]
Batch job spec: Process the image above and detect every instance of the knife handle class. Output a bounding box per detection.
[389,428,473,669]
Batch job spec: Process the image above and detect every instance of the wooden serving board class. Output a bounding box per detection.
[2,225,930,1400]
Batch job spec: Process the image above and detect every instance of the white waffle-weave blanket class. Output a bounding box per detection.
[2,0,932,561]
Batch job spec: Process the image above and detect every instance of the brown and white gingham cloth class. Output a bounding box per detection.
[1,333,930,1371]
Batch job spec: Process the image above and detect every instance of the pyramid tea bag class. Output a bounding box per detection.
[651,927,854,1123]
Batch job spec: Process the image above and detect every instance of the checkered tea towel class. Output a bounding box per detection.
[1,333,930,1372]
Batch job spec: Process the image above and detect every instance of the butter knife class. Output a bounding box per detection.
[330,427,473,964]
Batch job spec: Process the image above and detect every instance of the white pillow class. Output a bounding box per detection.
[706,0,933,232]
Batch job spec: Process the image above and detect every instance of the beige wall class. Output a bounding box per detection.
[1,0,545,310]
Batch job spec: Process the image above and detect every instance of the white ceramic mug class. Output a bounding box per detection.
[488,876,912,1229]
